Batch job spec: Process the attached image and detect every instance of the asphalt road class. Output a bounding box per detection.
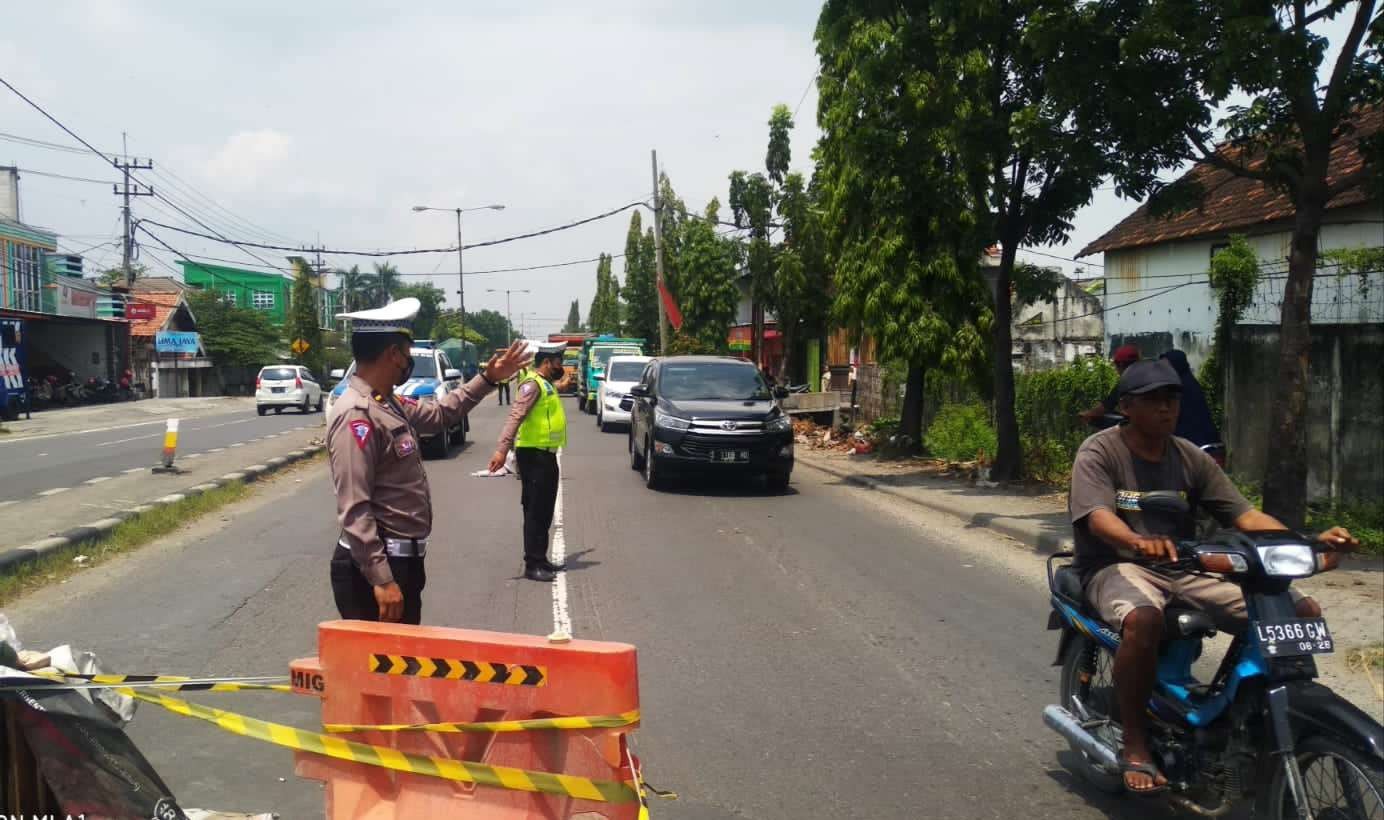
[0,406,322,502]
[8,396,1179,819]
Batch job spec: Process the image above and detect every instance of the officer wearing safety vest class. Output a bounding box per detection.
[489,341,572,582]
[328,298,530,623]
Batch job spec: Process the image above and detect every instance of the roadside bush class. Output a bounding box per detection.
[924,402,996,462]
[1308,499,1384,557]
[1015,358,1117,482]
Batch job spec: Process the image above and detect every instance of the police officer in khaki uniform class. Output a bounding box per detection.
[328,298,530,623]
[488,341,571,582]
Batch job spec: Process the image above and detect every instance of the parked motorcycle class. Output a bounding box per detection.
[1044,490,1382,817]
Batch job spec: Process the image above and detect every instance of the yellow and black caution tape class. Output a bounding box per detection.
[369,653,546,686]
[123,687,640,804]
[27,671,291,694]
[324,709,640,734]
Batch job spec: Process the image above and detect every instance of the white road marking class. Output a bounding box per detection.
[38,487,71,496]
[0,418,168,446]
[37,452,48,457]
[83,476,113,485]
[196,418,257,430]
[123,467,146,474]
[96,434,160,448]
[549,449,573,641]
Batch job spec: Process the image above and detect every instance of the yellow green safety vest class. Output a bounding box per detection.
[515,373,567,450]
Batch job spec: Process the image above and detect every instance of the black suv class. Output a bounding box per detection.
[627,356,794,491]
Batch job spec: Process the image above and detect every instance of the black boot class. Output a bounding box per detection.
[539,558,566,572]
[524,563,557,583]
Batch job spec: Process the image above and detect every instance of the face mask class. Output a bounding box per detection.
[395,350,415,386]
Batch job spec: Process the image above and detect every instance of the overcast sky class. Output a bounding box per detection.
[0,2,1358,339]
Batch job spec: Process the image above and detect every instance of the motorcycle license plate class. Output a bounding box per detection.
[714,449,748,463]
[1253,617,1334,657]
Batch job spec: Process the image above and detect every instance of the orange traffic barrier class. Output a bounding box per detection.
[292,620,642,818]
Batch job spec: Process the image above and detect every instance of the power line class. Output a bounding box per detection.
[0,129,127,157]
[137,201,648,257]
[13,167,117,185]
[145,164,305,247]
[792,72,819,120]
[0,75,293,277]
[1018,247,1105,268]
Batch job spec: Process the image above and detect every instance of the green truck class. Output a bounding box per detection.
[577,336,646,414]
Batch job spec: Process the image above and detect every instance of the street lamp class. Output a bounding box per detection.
[411,203,505,342]
[486,288,530,344]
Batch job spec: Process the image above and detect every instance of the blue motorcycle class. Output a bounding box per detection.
[1044,491,1383,818]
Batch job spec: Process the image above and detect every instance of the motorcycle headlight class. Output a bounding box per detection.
[1257,544,1316,577]
[766,414,792,433]
[654,408,691,430]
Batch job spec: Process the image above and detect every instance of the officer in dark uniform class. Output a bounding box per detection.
[327,298,530,623]
[488,341,571,582]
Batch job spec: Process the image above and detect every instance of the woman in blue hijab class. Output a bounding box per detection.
[1160,349,1221,447]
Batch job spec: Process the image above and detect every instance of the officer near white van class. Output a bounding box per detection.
[488,340,571,582]
[328,298,530,623]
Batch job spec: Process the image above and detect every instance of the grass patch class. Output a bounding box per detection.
[0,480,249,607]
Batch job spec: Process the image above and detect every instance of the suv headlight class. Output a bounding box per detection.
[767,414,792,433]
[1258,544,1315,577]
[654,408,691,430]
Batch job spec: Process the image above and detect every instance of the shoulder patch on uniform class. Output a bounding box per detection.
[349,419,373,449]
[520,382,537,397]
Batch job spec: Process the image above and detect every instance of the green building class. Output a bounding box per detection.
[179,261,339,329]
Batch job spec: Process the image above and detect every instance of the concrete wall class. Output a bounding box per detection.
[1013,277,1105,371]
[1101,202,1383,370]
[1225,322,1383,504]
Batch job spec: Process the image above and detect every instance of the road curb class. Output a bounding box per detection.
[796,456,1073,555]
[0,444,324,574]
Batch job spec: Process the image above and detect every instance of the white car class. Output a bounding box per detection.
[256,365,323,415]
[596,354,653,432]
[325,344,467,456]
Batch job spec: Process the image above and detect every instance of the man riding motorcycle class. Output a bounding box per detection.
[1067,359,1357,794]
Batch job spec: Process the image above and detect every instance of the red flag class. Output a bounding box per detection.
[658,280,684,331]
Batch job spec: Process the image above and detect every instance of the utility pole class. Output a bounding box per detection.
[113,133,153,290]
[651,149,668,355]
[455,209,466,343]
[486,288,529,344]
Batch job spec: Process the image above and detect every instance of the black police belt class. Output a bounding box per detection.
[339,533,428,558]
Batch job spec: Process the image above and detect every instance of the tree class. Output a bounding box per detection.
[186,288,281,369]
[334,265,376,313]
[459,307,514,351]
[620,211,659,342]
[371,261,401,306]
[815,2,992,447]
[1120,0,1382,525]
[897,0,1178,481]
[391,282,447,339]
[675,199,741,351]
[97,264,147,288]
[586,253,622,335]
[287,259,324,374]
[562,300,584,333]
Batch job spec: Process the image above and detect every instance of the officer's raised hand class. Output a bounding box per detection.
[375,581,404,622]
[485,339,532,384]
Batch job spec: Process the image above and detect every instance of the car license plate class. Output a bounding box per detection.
[1253,617,1334,657]
[271,387,285,393]
[714,449,748,463]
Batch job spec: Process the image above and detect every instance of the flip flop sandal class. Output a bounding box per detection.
[1118,755,1168,796]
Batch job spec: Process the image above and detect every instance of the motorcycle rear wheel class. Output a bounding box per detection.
[1260,734,1384,820]
[1058,633,1123,793]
